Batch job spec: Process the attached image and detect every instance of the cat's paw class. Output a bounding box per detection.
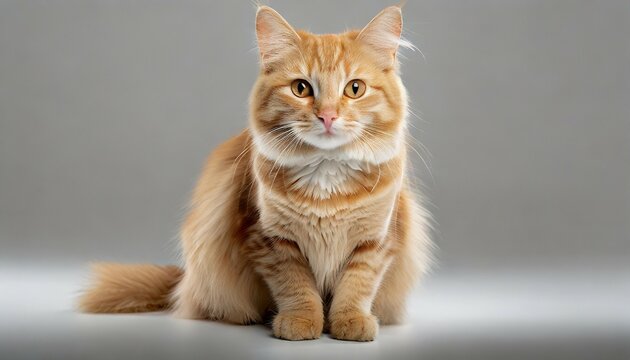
[272,310,323,341]
[329,311,378,342]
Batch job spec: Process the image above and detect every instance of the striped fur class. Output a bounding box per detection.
[78,5,432,342]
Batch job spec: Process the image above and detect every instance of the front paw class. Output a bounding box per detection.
[272,310,323,341]
[330,311,378,341]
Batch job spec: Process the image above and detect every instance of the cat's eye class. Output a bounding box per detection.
[344,80,366,99]
[291,79,313,98]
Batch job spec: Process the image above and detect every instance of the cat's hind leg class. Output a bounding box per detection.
[372,193,432,325]
[371,249,419,325]
[172,260,271,324]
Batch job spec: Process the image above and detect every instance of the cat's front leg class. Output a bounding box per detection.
[248,236,324,341]
[329,239,392,342]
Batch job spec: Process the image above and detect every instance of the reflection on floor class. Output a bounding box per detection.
[1,265,628,360]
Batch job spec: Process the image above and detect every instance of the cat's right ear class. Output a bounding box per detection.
[255,6,300,70]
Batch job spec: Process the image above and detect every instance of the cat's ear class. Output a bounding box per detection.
[357,6,404,69]
[255,6,300,69]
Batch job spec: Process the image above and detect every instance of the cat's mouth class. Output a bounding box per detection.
[299,129,353,150]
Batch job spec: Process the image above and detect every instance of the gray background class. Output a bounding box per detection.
[0,1,629,359]
[1,0,629,270]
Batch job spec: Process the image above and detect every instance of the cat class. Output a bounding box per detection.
[78,5,432,342]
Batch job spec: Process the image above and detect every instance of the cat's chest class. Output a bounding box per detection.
[257,156,397,293]
[286,157,368,199]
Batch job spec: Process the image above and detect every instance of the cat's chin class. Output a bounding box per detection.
[300,132,353,150]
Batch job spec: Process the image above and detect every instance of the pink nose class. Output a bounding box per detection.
[316,109,338,132]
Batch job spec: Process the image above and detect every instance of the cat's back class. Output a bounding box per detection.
[203,129,252,175]
[191,129,253,198]
[182,129,255,243]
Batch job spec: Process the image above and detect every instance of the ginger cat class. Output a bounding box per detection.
[79,5,432,342]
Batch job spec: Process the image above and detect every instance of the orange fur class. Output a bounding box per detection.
[79,5,432,342]
[78,263,183,313]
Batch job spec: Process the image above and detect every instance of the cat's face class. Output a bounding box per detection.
[250,6,408,164]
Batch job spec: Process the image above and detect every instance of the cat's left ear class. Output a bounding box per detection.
[357,6,404,69]
[255,6,301,70]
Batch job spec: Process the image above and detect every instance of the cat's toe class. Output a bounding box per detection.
[330,312,378,342]
[272,310,323,341]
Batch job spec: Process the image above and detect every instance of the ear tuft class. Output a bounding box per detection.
[357,6,404,68]
[255,6,300,69]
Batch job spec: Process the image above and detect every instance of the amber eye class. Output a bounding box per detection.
[291,79,313,98]
[344,79,366,99]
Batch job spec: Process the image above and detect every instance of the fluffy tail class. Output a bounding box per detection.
[78,263,183,313]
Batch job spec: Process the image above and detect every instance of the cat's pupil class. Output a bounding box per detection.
[298,82,305,94]
[352,82,359,94]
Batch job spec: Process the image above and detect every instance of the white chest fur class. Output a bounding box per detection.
[286,157,371,199]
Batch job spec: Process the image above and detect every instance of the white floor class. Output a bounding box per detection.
[1,265,628,360]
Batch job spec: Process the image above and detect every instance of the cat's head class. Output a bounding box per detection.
[249,6,409,164]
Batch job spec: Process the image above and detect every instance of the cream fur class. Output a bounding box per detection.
[78,5,432,343]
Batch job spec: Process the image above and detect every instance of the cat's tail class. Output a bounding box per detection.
[78,262,183,313]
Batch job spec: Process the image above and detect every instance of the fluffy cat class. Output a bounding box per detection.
[79,5,432,342]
